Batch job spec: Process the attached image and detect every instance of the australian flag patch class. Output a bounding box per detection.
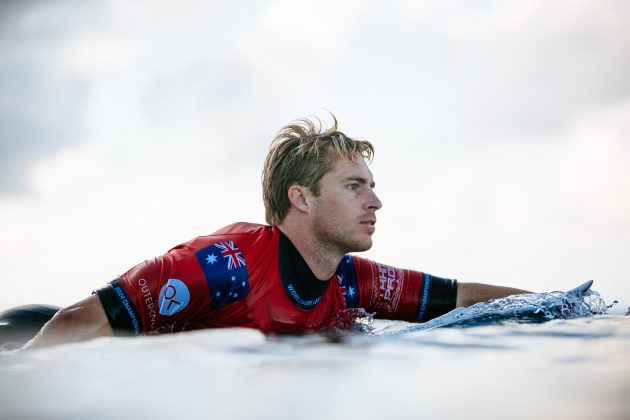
[195,240,250,310]
[335,255,359,308]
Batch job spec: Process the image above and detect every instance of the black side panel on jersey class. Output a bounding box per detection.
[93,279,140,336]
[417,274,458,322]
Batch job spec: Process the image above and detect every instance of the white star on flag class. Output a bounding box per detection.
[206,254,218,265]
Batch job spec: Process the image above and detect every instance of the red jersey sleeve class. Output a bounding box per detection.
[94,243,212,335]
[337,256,458,322]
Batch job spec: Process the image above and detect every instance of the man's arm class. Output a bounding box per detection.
[456,282,531,308]
[22,295,113,350]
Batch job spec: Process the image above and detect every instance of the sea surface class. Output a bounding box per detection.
[1,291,629,420]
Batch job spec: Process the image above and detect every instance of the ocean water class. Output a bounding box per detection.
[1,291,629,420]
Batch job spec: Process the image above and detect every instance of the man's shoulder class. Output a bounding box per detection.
[210,222,270,236]
[175,222,276,253]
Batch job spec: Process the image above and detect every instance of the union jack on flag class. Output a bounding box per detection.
[214,241,246,270]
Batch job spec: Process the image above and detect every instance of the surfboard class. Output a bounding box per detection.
[387,280,599,333]
[1,281,598,346]
[0,304,60,349]
[568,279,593,295]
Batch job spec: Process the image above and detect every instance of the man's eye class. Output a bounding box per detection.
[347,183,359,191]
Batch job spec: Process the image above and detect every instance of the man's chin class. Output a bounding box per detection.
[322,231,373,254]
[348,237,373,253]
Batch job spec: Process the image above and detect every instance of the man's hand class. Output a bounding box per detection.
[22,295,113,350]
[456,282,531,308]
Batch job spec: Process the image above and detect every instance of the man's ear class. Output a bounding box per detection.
[287,184,312,213]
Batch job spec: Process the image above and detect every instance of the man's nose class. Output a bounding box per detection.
[367,189,382,211]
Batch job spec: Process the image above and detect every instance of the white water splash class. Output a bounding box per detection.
[383,289,609,334]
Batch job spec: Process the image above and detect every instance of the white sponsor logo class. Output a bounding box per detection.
[378,264,397,301]
[138,278,157,328]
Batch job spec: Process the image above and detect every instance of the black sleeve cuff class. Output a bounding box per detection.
[93,279,141,336]
[417,274,458,322]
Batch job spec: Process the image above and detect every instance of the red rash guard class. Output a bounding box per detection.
[94,223,457,336]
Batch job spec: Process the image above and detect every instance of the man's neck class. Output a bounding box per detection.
[276,222,343,281]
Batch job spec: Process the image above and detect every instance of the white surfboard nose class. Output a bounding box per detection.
[568,280,594,295]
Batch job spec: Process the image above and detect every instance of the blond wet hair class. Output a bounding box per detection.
[262,115,374,226]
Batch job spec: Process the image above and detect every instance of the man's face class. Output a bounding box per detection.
[308,157,382,254]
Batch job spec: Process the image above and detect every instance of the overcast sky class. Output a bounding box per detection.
[1,0,629,313]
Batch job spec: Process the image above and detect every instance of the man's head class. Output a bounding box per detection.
[262,115,375,226]
[262,116,382,255]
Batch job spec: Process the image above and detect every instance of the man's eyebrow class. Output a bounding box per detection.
[345,176,376,188]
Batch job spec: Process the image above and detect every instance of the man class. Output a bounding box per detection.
[23,116,528,349]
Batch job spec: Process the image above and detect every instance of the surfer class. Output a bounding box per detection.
[6,116,530,349]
